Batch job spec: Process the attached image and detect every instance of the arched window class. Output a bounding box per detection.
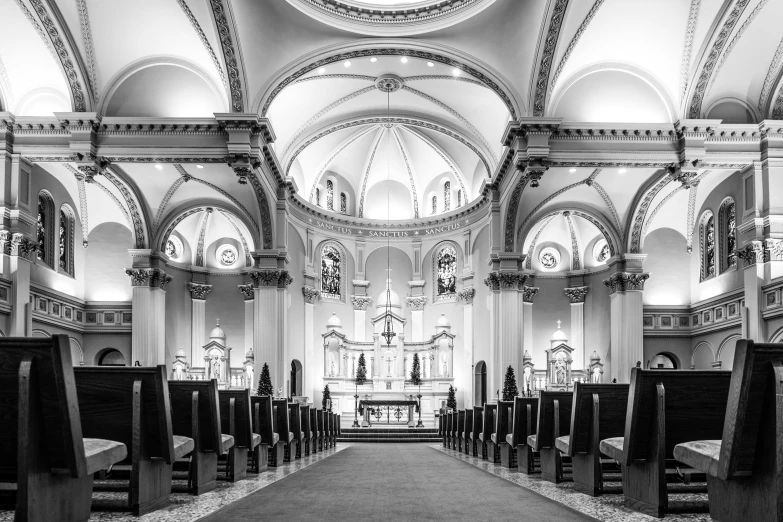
[315,187,321,207]
[444,181,451,211]
[340,192,347,214]
[321,244,342,300]
[434,244,457,300]
[326,180,334,211]
[431,195,437,215]
[719,199,736,272]
[37,192,54,268]
[700,212,715,281]
[59,206,75,276]
[457,189,462,208]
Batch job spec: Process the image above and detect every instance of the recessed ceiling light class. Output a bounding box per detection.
[343,60,351,67]
[619,168,627,174]
[370,57,377,63]
[400,57,408,63]
[569,168,576,173]
[196,164,204,169]
[318,67,326,74]
[155,164,163,170]
[452,68,460,76]
[427,61,434,67]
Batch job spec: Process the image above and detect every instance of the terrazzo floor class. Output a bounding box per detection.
[433,445,713,522]
[0,444,348,522]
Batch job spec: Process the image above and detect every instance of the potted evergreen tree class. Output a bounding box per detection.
[446,384,457,411]
[322,384,332,412]
[354,352,367,427]
[256,363,274,396]
[410,353,423,427]
[502,366,520,401]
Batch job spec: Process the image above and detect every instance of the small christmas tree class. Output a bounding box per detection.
[355,352,367,386]
[502,365,519,401]
[256,363,274,396]
[410,353,422,386]
[446,384,457,410]
[322,384,332,411]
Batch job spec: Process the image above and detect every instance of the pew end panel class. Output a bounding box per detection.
[535,391,573,484]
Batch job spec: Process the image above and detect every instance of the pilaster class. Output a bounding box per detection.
[3,232,37,336]
[126,252,172,366]
[457,287,475,408]
[564,286,588,369]
[407,280,426,342]
[302,285,319,404]
[522,284,539,368]
[351,279,370,341]
[238,283,254,357]
[250,268,292,393]
[188,282,212,366]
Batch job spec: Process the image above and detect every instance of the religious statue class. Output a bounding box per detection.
[245,365,253,388]
[555,355,566,384]
[443,359,448,377]
[209,354,221,381]
[330,360,336,377]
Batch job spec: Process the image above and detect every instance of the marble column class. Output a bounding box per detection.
[738,241,766,341]
[3,233,36,336]
[302,286,320,404]
[238,283,254,355]
[604,267,648,383]
[251,269,292,394]
[406,296,427,342]
[522,285,539,367]
[564,286,588,369]
[188,283,212,365]
[458,287,475,407]
[126,264,172,366]
[350,294,372,341]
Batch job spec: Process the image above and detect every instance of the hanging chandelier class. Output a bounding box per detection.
[381,89,395,348]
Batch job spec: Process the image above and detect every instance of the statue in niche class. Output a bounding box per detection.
[555,354,566,384]
[209,354,221,380]
[330,360,335,377]
[523,367,531,391]
[245,365,253,387]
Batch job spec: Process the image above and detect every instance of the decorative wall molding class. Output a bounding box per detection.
[531,0,569,116]
[237,283,254,300]
[484,271,528,291]
[758,37,783,114]
[302,286,320,304]
[604,272,649,294]
[293,74,375,85]
[549,0,604,97]
[125,267,173,289]
[679,0,702,104]
[249,269,293,289]
[75,174,89,247]
[208,0,246,112]
[350,295,372,310]
[588,180,622,239]
[75,0,98,99]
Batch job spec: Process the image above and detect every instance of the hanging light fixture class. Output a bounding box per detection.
[381,90,396,347]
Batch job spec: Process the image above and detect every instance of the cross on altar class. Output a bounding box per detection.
[557,320,561,329]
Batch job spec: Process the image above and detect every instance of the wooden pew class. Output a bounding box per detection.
[324,412,331,448]
[529,391,572,483]
[493,401,513,466]
[300,405,312,456]
[455,410,465,453]
[288,403,304,458]
[316,409,325,451]
[329,412,336,446]
[250,395,277,472]
[218,389,260,482]
[169,380,234,494]
[450,410,460,450]
[470,406,483,457]
[272,399,296,464]
[554,383,629,496]
[444,412,452,448]
[438,411,444,445]
[74,365,191,516]
[599,369,732,517]
[336,414,341,440]
[673,340,783,522]
[480,404,497,461]
[309,408,318,454]
[508,397,539,473]
[462,409,473,454]
[0,336,127,522]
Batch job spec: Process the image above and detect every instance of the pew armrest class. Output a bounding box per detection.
[505,433,514,446]
[491,434,498,444]
[173,435,195,460]
[555,435,570,455]
[84,438,128,475]
[526,434,536,449]
[252,433,261,449]
[673,440,721,477]
[599,437,624,462]
[478,434,485,442]
[220,434,235,454]
[272,433,280,446]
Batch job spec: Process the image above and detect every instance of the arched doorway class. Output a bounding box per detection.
[291,359,303,397]
[474,361,487,406]
[97,348,126,366]
[649,352,677,369]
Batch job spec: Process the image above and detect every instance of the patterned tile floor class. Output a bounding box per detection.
[433,445,713,522]
[0,444,348,522]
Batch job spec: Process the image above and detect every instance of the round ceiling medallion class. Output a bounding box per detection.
[375,74,403,93]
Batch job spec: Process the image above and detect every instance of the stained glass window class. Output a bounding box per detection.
[436,245,456,298]
[217,245,237,266]
[704,215,715,278]
[321,245,341,299]
[725,202,736,269]
[315,188,321,207]
[37,196,46,261]
[431,196,437,215]
[326,180,334,210]
[340,193,347,214]
[444,181,451,211]
[593,239,610,263]
[457,190,462,208]
[59,209,67,270]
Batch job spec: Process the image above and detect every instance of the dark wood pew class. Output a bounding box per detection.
[554,383,629,496]
[493,401,513,466]
[218,389,260,482]
[450,410,459,450]
[438,411,444,444]
[529,391,572,483]
[309,408,318,454]
[470,406,483,457]
[316,409,325,451]
[0,336,127,521]
[480,403,497,461]
[455,410,465,453]
[462,409,473,454]
[673,340,783,522]
[272,399,296,464]
[336,414,341,439]
[508,397,539,473]
[169,380,234,494]
[250,395,277,472]
[300,405,312,456]
[324,412,331,448]
[444,411,452,448]
[599,368,732,517]
[329,412,336,446]
[288,403,303,458]
[74,365,191,516]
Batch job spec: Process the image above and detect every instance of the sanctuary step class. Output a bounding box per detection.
[336,427,441,443]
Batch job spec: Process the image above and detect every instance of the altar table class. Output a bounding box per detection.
[358,400,420,427]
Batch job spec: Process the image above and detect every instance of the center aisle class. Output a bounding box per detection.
[199,444,598,522]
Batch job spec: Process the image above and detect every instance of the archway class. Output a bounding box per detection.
[474,361,487,406]
[97,348,126,366]
[649,352,678,369]
[291,359,303,398]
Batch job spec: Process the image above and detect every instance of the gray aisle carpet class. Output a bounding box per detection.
[199,444,597,522]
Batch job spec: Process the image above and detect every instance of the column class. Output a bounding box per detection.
[302,286,319,401]
[738,241,766,340]
[4,233,36,336]
[522,285,539,362]
[350,293,371,341]
[457,287,475,406]
[406,296,426,342]
[564,286,588,369]
[251,268,292,394]
[238,283,254,353]
[126,258,172,366]
[188,283,212,365]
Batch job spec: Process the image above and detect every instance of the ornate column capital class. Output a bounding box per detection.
[350,295,373,310]
[603,272,649,295]
[187,282,212,300]
[522,285,539,303]
[249,269,293,289]
[237,283,254,300]
[483,271,528,291]
[406,296,427,311]
[457,287,476,305]
[564,286,589,303]
[302,286,320,304]
[766,239,783,262]
[125,267,173,289]
[737,240,766,267]
[6,233,39,261]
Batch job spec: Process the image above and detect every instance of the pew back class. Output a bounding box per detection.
[495,400,514,444]
[317,409,325,439]
[569,383,629,456]
[457,410,466,437]
[482,404,497,441]
[511,398,539,447]
[623,368,732,466]
[273,399,292,443]
[464,409,473,437]
[169,380,222,453]
[219,389,254,449]
[534,391,572,450]
[309,408,317,441]
[301,405,311,438]
[74,365,174,464]
[472,407,483,439]
[249,396,275,446]
[0,336,86,478]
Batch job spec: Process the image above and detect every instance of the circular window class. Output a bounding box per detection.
[216,244,238,267]
[593,239,611,264]
[539,247,561,270]
[165,236,183,261]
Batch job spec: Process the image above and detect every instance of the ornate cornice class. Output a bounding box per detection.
[126,267,173,289]
[194,207,213,267]
[208,0,245,112]
[188,282,212,300]
[457,287,476,305]
[564,286,589,303]
[7,233,39,261]
[406,296,427,311]
[249,269,293,289]
[75,0,98,98]
[737,240,766,266]
[303,286,321,304]
[532,0,569,117]
[522,285,540,303]
[603,272,649,295]
[247,171,274,250]
[483,271,528,291]
[350,295,373,311]
[75,174,89,247]
[237,283,254,300]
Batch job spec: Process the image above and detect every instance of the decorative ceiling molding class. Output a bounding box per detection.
[570,209,617,258]
[160,207,203,251]
[282,85,376,158]
[293,74,375,85]
[248,169,274,249]
[679,0,702,104]
[626,169,671,253]
[208,0,247,112]
[402,125,468,200]
[190,177,258,234]
[685,181,699,253]
[177,0,228,91]
[0,55,14,109]
[154,177,187,233]
[27,0,94,111]
[307,124,377,202]
[75,172,88,247]
[530,0,569,117]
[549,0,604,97]
[103,167,150,249]
[64,162,130,230]
[75,0,98,99]
[194,207,213,266]
[12,0,59,68]
[403,75,488,89]
[641,184,684,247]
[218,209,252,267]
[686,0,752,118]
[773,80,783,119]
[515,180,583,251]
[563,211,581,270]
[356,127,385,218]
[525,213,556,268]
[588,180,622,240]
[391,126,420,219]
[759,37,783,114]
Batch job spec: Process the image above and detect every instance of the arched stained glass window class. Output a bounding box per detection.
[457,189,462,208]
[326,180,334,211]
[37,197,46,261]
[340,192,347,214]
[59,207,74,276]
[720,200,736,272]
[701,213,715,280]
[37,192,54,268]
[436,245,457,299]
[431,196,437,215]
[321,245,341,299]
[444,181,451,211]
[315,188,321,207]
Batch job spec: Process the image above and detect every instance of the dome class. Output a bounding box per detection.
[376,279,401,309]
[436,313,451,328]
[209,320,226,343]
[550,320,568,344]
[327,313,342,329]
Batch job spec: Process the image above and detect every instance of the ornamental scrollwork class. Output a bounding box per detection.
[126,268,173,289]
[522,286,540,303]
[406,296,427,311]
[766,239,783,262]
[188,283,212,300]
[350,296,373,311]
[208,0,244,112]
[457,288,476,305]
[603,272,649,294]
[564,286,589,303]
[250,269,293,289]
[736,241,765,266]
[532,0,568,116]
[237,283,254,300]
[12,234,39,261]
[302,286,321,304]
[484,272,527,291]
